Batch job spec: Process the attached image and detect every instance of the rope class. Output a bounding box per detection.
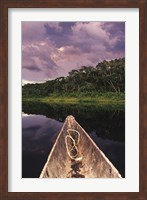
[65,129,82,161]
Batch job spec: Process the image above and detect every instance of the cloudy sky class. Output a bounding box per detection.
[22,22,125,84]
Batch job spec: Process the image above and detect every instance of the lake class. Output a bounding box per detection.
[22,102,125,178]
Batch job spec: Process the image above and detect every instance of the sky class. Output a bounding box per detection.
[22,22,125,84]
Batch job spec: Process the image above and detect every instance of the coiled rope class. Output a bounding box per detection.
[65,129,82,162]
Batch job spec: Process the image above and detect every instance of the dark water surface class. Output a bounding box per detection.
[22,102,125,178]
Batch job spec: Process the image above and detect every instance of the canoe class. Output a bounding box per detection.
[40,115,122,178]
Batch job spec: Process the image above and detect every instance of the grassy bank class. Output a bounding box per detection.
[23,92,125,106]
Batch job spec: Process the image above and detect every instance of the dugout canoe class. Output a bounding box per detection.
[40,115,122,178]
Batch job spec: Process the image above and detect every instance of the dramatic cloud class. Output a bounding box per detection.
[22,22,125,83]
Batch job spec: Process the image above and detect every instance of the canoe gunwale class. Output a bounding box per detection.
[39,117,68,178]
[39,115,122,178]
[76,120,122,178]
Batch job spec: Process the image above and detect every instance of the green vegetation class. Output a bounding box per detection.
[22,58,125,104]
[23,92,124,105]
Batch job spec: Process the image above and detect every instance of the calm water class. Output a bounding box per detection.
[22,102,125,178]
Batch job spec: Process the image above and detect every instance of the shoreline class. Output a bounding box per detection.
[23,97,124,104]
[23,92,124,101]
[22,93,125,109]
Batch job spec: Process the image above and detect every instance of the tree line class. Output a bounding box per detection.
[22,57,125,97]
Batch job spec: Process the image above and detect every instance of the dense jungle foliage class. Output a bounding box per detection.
[22,58,125,97]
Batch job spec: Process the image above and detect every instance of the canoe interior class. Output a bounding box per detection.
[40,116,122,178]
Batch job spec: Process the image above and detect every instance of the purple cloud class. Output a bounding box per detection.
[22,22,125,84]
[23,65,42,72]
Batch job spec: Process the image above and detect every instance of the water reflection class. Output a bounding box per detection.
[22,113,63,178]
[22,102,125,178]
[89,132,125,177]
[23,102,125,141]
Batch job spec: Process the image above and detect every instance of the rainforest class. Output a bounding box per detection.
[22,58,125,105]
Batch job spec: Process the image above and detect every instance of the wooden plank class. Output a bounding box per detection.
[40,116,122,178]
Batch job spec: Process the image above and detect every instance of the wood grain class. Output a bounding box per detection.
[0,0,146,199]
